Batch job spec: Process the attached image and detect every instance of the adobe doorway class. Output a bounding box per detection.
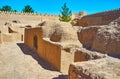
[33,36,38,50]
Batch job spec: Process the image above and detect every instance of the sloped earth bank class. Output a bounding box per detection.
[0,42,67,79]
[69,57,120,79]
[77,17,120,57]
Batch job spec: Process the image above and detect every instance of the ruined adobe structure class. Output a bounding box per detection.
[24,19,120,78]
[76,8,120,26]
[71,11,86,20]
[69,9,120,79]
[0,8,120,79]
[24,21,105,73]
[24,9,120,78]
[24,27,74,73]
[0,11,59,44]
[69,57,120,79]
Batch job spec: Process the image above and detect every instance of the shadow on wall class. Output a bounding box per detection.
[17,43,57,71]
[52,75,68,79]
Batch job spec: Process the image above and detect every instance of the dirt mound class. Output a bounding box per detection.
[69,57,120,79]
[77,26,101,49]
[39,21,82,48]
[92,18,120,57]
[77,18,120,57]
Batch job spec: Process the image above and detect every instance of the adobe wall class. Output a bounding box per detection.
[74,51,87,62]
[78,8,120,26]
[24,27,76,74]
[24,28,61,71]
[24,27,105,74]
[0,11,59,43]
[24,27,104,74]
[72,11,86,20]
[0,11,59,31]
[0,33,22,43]
[61,50,74,73]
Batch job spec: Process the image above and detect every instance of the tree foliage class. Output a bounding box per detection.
[59,3,72,22]
[0,5,12,11]
[22,5,34,13]
[0,5,17,12]
[12,10,17,12]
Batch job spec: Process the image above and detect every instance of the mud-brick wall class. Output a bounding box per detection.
[1,33,22,43]
[78,16,102,27]
[38,40,61,71]
[74,51,88,62]
[78,8,120,26]
[24,28,61,71]
[61,50,74,74]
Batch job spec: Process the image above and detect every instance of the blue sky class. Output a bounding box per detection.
[0,0,120,15]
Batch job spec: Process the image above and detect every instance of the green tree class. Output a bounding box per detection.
[1,5,12,12]
[59,3,72,22]
[0,5,17,12]
[12,10,17,12]
[22,5,34,13]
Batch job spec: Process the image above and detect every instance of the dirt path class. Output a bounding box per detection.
[0,42,67,79]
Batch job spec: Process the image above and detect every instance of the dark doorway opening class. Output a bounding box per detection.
[33,36,38,50]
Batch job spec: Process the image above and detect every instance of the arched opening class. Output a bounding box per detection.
[33,36,38,50]
[21,34,23,41]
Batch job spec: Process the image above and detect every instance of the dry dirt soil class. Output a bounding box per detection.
[0,42,67,79]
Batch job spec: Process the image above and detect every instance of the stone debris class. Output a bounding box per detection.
[69,57,120,79]
[77,18,120,57]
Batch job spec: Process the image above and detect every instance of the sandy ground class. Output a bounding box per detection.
[0,42,67,79]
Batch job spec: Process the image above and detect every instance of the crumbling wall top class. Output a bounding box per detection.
[0,11,58,17]
[86,8,120,17]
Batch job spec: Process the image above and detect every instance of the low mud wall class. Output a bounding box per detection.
[24,28,61,71]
